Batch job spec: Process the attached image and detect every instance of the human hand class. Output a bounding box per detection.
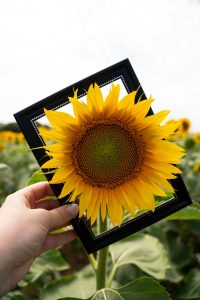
[0,182,79,296]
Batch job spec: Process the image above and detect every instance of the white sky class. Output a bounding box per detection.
[0,0,200,131]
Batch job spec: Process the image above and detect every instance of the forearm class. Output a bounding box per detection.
[0,241,13,296]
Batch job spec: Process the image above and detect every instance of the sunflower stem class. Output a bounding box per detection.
[96,215,108,290]
[106,265,117,288]
[88,254,97,271]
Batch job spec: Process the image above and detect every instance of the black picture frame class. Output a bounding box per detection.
[14,59,192,253]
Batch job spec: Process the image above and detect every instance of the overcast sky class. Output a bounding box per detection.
[0,0,200,131]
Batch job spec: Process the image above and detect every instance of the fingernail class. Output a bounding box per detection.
[67,204,79,218]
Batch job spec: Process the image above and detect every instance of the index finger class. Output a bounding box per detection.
[15,182,55,208]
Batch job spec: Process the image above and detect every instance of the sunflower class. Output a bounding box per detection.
[179,118,191,137]
[165,119,181,141]
[194,132,200,144]
[15,132,26,144]
[40,83,185,226]
[0,142,5,152]
[194,162,200,172]
[0,131,16,143]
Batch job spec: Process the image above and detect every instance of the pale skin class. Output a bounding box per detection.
[0,182,79,296]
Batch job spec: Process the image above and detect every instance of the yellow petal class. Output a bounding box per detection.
[79,185,93,217]
[100,189,108,222]
[44,143,64,153]
[69,91,91,124]
[86,187,99,219]
[41,158,60,169]
[112,189,123,225]
[132,97,154,119]
[144,160,182,175]
[145,140,185,154]
[141,166,175,193]
[107,194,117,226]
[103,84,120,118]
[94,83,104,111]
[139,174,166,197]
[44,108,77,128]
[86,84,103,118]
[87,84,96,111]
[123,181,146,210]
[117,185,136,216]
[69,179,86,202]
[90,189,103,225]
[49,166,74,184]
[143,123,180,140]
[40,128,73,143]
[59,181,75,199]
[137,110,170,130]
[118,91,137,110]
[133,179,155,211]
[145,152,182,164]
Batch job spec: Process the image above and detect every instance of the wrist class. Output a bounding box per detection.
[0,236,13,296]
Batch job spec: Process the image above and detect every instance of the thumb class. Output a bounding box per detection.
[48,204,79,230]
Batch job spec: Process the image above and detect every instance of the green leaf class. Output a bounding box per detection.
[0,163,9,169]
[117,277,171,300]
[114,264,143,286]
[58,290,123,300]
[19,249,69,285]
[178,268,200,299]
[2,291,25,300]
[58,277,171,300]
[109,234,169,280]
[90,289,123,299]
[183,220,200,237]
[41,265,95,300]
[166,201,200,220]
[27,169,47,185]
[195,253,200,265]
[166,235,192,269]
[164,264,183,284]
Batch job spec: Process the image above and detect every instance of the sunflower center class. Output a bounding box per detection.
[73,122,144,188]
[182,121,189,131]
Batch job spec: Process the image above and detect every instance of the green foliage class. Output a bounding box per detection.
[109,234,169,280]
[2,291,26,300]
[27,169,47,186]
[179,140,200,201]
[19,249,69,286]
[178,268,200,299]
[166,201,200,220]
[0,143,38,205]
[40,265,96,300]
[58,277,171,300]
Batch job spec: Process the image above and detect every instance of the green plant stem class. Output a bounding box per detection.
[96,215,109,290]
[106,265,117,288]
[88,254,97,272]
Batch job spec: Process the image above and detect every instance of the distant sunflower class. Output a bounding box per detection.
[0,142,5,152]
[165,119,181,141]
[0,131,16,143]
[41,83,185,226]
[179,118,191,137]
[16,132,26,144]
[194,162,200,172]
[194,132,200,144]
